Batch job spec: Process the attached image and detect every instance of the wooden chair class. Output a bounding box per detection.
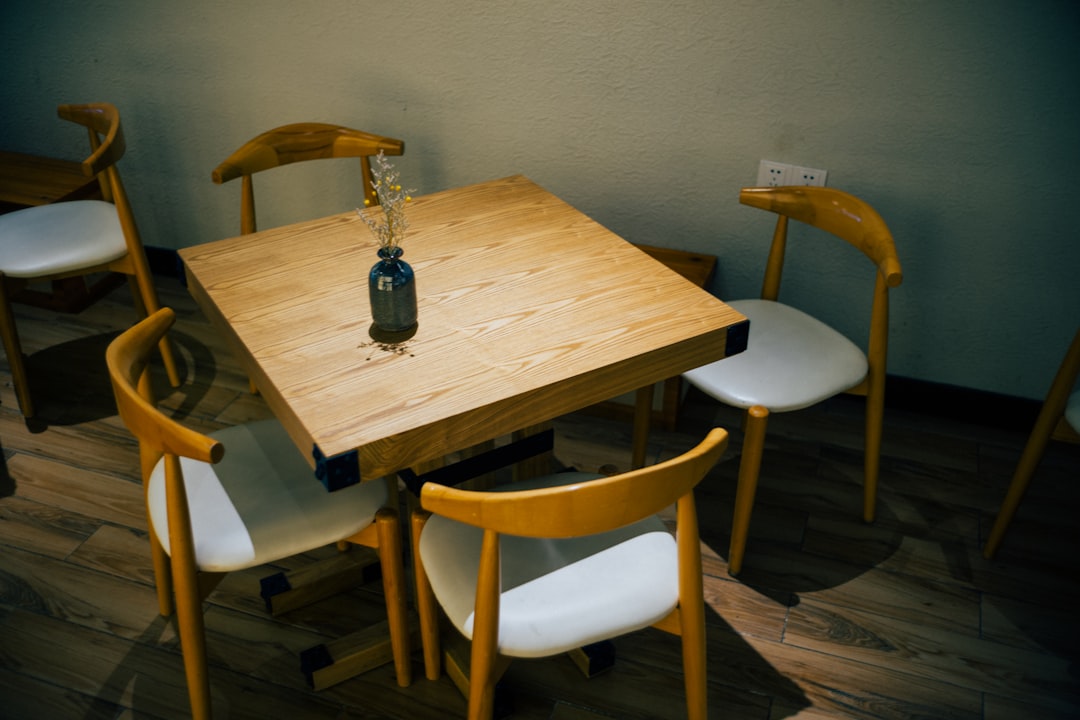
[682,186,902,575]
[0,102,180,418]
[211,122,404,393]
[984,328,1080,559]
[106,307,411,719]
[211,122,405,234]
[411,428,729,720]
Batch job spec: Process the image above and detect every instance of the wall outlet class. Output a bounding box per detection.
[756,159,828,187]
[791,165,827,187]
[756,160,791,187]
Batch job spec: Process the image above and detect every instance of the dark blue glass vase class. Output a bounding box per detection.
[368,246,417,333]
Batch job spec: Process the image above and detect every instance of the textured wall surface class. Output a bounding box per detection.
[2,0,1077,399]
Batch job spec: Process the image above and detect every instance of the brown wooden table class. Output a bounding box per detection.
[179,175,748,688]
[180,175,746,483]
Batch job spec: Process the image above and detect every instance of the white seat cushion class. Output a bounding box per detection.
[147,419,387,573]
[419,472,679,659]
[0,200,128,277]
[683,298,868,412]
[1066,391,1080,433]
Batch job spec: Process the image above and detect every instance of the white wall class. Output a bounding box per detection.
[2,0,1077,400]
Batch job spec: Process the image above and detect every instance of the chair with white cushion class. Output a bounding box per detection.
[683,186,902,575]
[984,327,1080,558]
[106,307,411,720]
[0,102,179,417]
[411,428,729,720]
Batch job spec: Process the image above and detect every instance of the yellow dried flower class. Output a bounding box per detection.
[356,151,414,253]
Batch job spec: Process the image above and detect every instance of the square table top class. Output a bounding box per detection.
[180,175,747,484]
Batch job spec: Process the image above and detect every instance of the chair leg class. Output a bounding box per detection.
[0,287,34,417]
[631,384,653,469]
[375,508,412,688]
[674,489,708,720]
[468,532,502,720]
[681,610,707,720]
[149,531,174,616]
[411,509,442,681]
[171,559,212,720]
[729,406,769,576]
[160,451,211,718]
[984,330,1080,559]
[983,442,1046,560]
[863,383,886,523]
[127,271,181,388]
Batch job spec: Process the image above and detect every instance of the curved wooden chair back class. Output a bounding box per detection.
[740,186,903,300]
[57,103,143,259]
[212,122,404,234]
[745,187,900,414]
[421,427,729,538]
[743,184,901,428]
[740,186,901,328]
[415,427,728,720]
[107,306,220,473]
[59,102,125,197]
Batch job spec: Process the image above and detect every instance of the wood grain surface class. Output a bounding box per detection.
[181,176,746,480]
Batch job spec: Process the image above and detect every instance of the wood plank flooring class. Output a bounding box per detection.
[1,276,1078,719]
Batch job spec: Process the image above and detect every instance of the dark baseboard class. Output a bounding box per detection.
[145,245,185,281]
[146,245,1042,434]
[884,375,1040,433]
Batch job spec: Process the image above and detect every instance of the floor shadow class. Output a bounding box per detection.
[702,610,811,716]
[979,444,1080,688]
[693,437,906,608]
[500,608,811,718]
[152,328,217,424]
[24,329,123,428]
[81,616,175,720]
[23,328,214,430]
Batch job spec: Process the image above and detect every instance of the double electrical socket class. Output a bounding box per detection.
[756,159,828,187]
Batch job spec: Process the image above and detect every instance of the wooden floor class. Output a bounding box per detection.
[1,276,1078,719]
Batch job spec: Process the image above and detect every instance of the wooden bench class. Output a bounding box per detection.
[634,243,716,289]
[0,150,101,210]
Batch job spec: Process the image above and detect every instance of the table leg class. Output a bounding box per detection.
[568,640,617,677]
[632,384,654,469]
[301,614,421,691]
[512,422,555,482]
[259,547,381,615]
[399,429,555,494]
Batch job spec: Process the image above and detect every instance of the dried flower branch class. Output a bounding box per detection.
[357,151,413,253]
